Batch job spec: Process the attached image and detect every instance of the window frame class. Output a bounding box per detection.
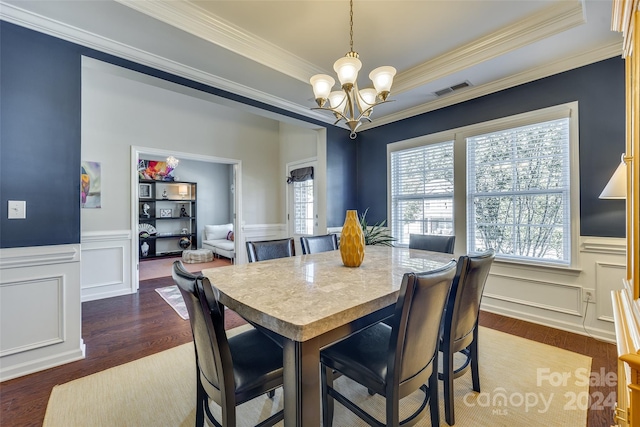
[389,140,455,246]
[387,102,580,270]
[286,158,317,238]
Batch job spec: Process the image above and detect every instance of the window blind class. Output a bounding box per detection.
[466,118,571,264]
[390,141,454,245]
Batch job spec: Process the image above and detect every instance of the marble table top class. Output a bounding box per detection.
[202,245,455,342]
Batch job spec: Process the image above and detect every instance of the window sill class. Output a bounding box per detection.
[492,257,582,275]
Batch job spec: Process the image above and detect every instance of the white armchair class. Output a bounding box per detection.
[202,223,235,263]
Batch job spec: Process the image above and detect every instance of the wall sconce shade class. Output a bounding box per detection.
[599,161,627,199]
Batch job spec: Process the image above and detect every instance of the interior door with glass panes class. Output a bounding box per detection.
[287,161,316,255]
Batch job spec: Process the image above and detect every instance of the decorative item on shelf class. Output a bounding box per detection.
[140,241,149,257]
[339,210,365,267]
[160,208,172,218]
[309,0,396,139]
[180,204,188,217]
[181,228,189,235]
[142,203,150,218]
[162,189,168,199]
[139,183,152,199]
[138,223,157,237]
[179,236,191,249]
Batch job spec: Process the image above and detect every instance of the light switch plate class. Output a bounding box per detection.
[8,200,26,219]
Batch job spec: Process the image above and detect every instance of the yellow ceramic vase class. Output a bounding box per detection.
[340,210,365,267]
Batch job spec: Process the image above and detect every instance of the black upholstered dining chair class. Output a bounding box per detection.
[439,249,495,426]
[409,233,456,254]
[171,261,284,427]
[319,260,457,427]
[246,238,295,263]
[300,234,339,254]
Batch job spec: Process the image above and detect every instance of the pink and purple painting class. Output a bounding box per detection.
[81,161,101,208]
[138,160,175,181]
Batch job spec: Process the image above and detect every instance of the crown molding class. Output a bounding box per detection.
[0,1,328,124]
[392,1,586,94]
[0,0,623,132]
[360,40,622,132]
[113,0,322,83]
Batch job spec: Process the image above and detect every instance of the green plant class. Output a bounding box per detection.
[359,208,396,246]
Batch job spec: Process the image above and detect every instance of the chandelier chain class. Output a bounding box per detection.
[349,0,354,53]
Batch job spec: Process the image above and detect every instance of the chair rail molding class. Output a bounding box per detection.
[581,236,627,255]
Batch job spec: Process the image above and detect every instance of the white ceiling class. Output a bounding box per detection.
[1,0,623,132]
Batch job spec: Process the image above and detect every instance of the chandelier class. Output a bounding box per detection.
[309,0,396,139]
[166,156,179,168]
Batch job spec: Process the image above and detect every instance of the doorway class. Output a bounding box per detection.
[131,146,242,290]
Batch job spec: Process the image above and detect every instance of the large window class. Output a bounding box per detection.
[467,118,571,265]
[388,103,578,267]
[390,141,454,246]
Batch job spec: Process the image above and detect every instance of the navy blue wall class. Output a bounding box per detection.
[0,20,625,247]
[355,58,626,238]
[1,23,81,247]
[326,127,358,226]
[0,21,356,248]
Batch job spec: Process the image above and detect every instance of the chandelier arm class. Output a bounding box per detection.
[311,106,350,124]
[354,99,395,123]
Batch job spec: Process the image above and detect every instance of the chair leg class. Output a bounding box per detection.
[195,380,205,427]
[321,365,335,427]
[444,345,455,426]
[471,329,480,392]
[386,386,400,427]
[429,365,440,427]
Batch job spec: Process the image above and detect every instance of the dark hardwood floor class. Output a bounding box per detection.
[1,277,617,426]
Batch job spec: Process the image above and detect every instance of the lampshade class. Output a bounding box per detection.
[178,185,188,196]
[358,88,377,106]
[328,91,346,111]
[369,66,396,98]
[599,161,627,199]
[333,56,362,87]
[310,74,335,104]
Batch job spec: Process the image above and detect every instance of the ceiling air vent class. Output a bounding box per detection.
[434,81,472,97]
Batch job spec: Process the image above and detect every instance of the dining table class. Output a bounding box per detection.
[201,244,455,426]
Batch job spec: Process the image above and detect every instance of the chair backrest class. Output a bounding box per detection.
[444,250,495,344]
[172,261,234,403]
[246,238,295,263]
[387,260,457,395]
[409,233,455,254]
[300,234,339,255]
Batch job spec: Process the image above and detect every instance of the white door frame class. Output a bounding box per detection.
[130,146,243,290]
[286,157,318,254]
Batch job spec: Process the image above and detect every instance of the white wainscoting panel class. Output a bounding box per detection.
[485,273,583,316]
[481,236,626,342]
[0,244,84,381]
[595,261,626,322]
[0,275,64,356]
[238,224,286,264]
[81,230,133,301]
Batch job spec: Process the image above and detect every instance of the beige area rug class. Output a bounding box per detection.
[44,326,591,426]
